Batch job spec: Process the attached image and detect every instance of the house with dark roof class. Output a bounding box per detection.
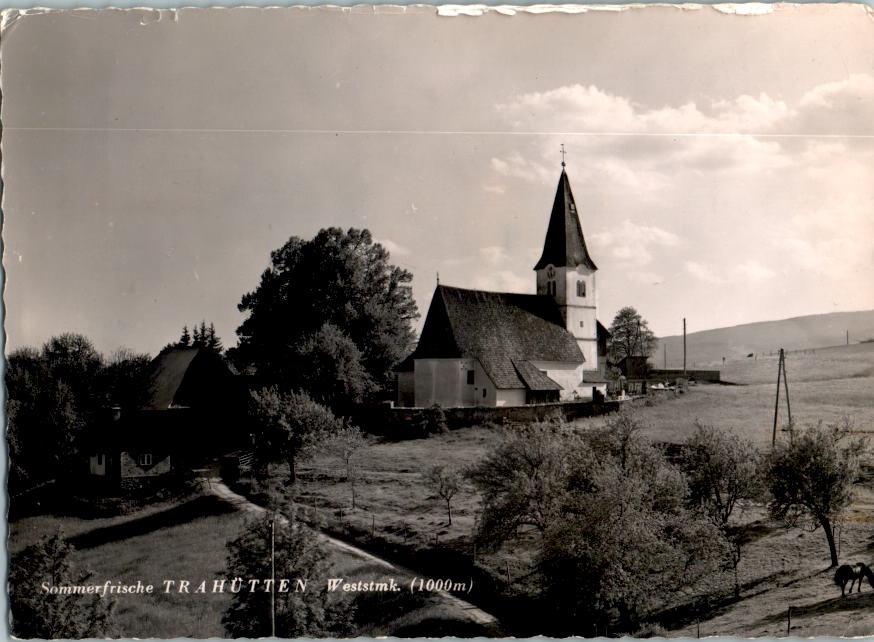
[87,347,249,488]
[397,166,610,408]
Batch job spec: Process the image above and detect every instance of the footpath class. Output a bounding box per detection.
[199,477,500,631]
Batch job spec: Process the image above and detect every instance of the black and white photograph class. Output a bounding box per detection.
[3,3,874,637]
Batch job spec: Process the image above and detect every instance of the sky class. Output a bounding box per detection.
[2,4,873,357]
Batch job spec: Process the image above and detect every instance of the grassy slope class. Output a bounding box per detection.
[291,341,874,636]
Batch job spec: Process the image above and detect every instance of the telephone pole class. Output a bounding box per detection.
[682,318,687,375]
[772,348,792,446]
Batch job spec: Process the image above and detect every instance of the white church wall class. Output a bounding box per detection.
[414,358,477,408]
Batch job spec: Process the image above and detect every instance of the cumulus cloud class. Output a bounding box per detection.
[471,269,531,294]
[685,261,724,284]
[590,220,681,268]
[377,238,410,257]
[495,84,793,135]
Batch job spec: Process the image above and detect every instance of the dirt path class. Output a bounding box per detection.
[199,477,500,631]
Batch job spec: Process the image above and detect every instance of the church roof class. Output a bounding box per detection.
[533,169,598,271]
[408,285,584,389]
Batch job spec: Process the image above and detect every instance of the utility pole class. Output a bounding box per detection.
[772,348,792,446]
[847,330,849,345]
[270,515,276,637]
[664,343,667,369]
[683,317,686,374]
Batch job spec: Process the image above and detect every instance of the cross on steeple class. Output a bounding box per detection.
[560,144,567,168]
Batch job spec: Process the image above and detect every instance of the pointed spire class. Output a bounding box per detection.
[533,168,598,271]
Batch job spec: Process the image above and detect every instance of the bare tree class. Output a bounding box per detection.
[424,465,462,526]
[323,425,368,509]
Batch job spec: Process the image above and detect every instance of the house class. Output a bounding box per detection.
[397,165,610,408]
[86,347,249,489]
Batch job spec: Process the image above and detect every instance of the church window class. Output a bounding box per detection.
[577,280,586,297]
[579,321,584,328]
[97,453,103,465]
[482,388,487,399]
[467,370,475,385]
[547,280,556,296]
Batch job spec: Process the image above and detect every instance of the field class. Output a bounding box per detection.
[10,341,873,637]
[288,341,874,636]
[9,489,489,637]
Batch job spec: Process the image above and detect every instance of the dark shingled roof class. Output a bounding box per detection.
[144,348,201,410]
[533,169,598,271]
[409,285,584,389]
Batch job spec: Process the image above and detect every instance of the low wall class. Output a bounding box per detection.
[357,400,621,438]
[648,369,721,382]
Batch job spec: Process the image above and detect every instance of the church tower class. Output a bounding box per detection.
[533,163,599,367]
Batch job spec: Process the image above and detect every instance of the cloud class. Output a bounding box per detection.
[377,238,410,257]
[734,260,776,282]
[479,246,510,265]
[590,220,681,268]
[685,261,723,284]
[491,153,553,184]
[471,269,531,294]
[496,84,793,135]
[483,184,506,195]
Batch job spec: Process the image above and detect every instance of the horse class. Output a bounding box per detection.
[834,564,861,597]
[856,563,874,590]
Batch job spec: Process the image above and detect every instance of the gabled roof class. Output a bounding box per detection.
[142,347,237,410]
[533,169,598,271]
[409,285,584,389]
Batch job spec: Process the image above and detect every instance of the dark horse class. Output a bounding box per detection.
[834,564,861,597]
[834,563,874,597]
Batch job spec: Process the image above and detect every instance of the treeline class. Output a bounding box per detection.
[6,333,152,495]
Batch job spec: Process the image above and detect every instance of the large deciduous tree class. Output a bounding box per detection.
[607,306,657,363]
[230,228,418,403]
[765,420,863,568]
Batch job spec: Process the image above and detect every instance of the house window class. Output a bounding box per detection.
[467,370,475,385]
[139,453,153,466]
[577,280,586,297]
[482,388,487,398]
[579,321,584,328]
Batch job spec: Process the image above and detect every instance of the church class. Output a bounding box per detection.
[396,164,610,408]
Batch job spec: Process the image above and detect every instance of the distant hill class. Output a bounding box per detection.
[655,310,874,369]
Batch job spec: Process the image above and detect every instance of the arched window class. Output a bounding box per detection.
[577,280,586,297]
[547,280,556,296]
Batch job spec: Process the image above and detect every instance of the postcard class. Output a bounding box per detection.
[3,3,874,638]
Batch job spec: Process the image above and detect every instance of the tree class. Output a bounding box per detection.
[682,422,763,597]
[231,228,418,401]
[9,532,114,638]
[423,465,462,525]
[468,412,726,633]
[249,388,343,484]
[99,348,153,411]
[323,425,368,509]
[764,420,864,567]
[179,325,192,346]
[223,516,352,637]
[468,422,594,547]
[607,306,657,363]
[292,323,376,412]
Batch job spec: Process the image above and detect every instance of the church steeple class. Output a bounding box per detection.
[533,168,597,271]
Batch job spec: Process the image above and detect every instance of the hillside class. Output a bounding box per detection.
[655,310,874,368]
